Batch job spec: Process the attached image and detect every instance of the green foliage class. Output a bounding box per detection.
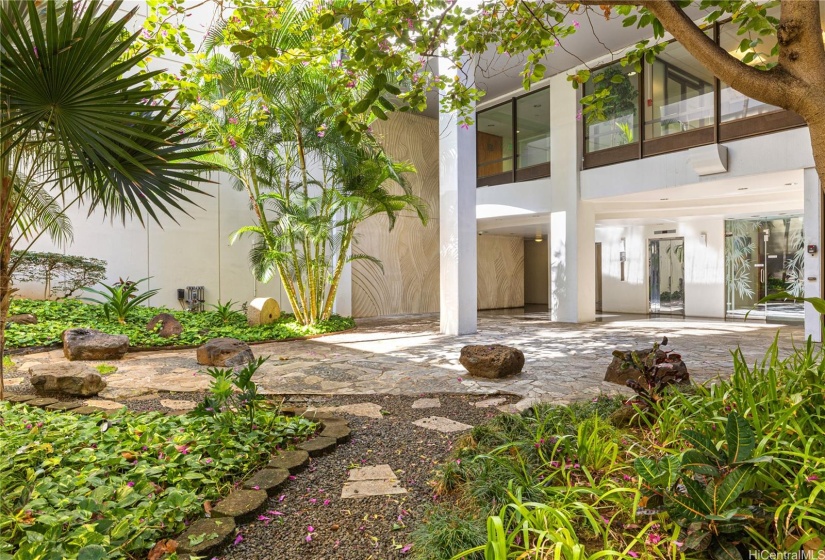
[615,337,689,407]
[82,278,161,324]
[410,505,486,560]
[209,299,242,324]
[4,298,354,350]
[194,357,269,429]
[635,413,771,557]
[0,401,316,558]
[10,252,107,300]
[94,364,118,376]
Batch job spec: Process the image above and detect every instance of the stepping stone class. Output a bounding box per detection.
[4,394,37,403]
[473,397,507,408]
[25,398,59,408]
[212,489,268,521]
[4,377,22,386]
[177,517,236,556]
[268,450,310,473]
[411,398,441,409]
[160,399,197,411]
[297,436,337,457]
[243,468,290,495]
[313,402,384,419]
[45,402,81,411]
[71,406,105,415]
[83,399,125,410]
[412,416,473,433]
[320,423,351,443]
[341,463,407,499]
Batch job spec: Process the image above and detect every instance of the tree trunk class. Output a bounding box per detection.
[806,113,825,193]
[0,176,13,401]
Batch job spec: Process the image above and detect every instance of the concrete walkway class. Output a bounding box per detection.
[11,311,806,407]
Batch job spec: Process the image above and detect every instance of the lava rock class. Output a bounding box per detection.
[177,517,236,556]
[63,328,129,361]
[459,344,525,379]
[146,313,183,338]
[30,362,107,396]
[7,313,37,326]
[196,338,254,367]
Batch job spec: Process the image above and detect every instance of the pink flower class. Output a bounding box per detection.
[205,458,213,464]
[228,117,238,124]
[305,534,312,542]
[309,498,317,504]
[459,123,470,130]
[288,475,296,480]
[307,526,314,533]
[278,494,286,502]
[647,533,662,545]
[807,475,820,482]
[177,445,189,455]
[573,20,580,29]
[629,553,639,558]
[267,510,284,516]
[346,81,356,88]
[127,481,135,487]
[400,543,413,553]
[233,533,243,546]
[228,137,237,148]
[323,499,330,506]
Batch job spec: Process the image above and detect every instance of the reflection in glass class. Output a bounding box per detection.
[645,37,715,138]
[649,238,684,316]
[477,103,514,178]
[719,22,782,122]
[515,89,551,169]
[584,63,639,153]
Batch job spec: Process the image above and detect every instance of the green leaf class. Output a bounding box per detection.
[712,466,753,512]
[622,15,638,27]
[318,13,336,29]
[726,413,754,464]
[681,449,720,476]
[77,545,107,560]
[683,430,722,461]
[682,477,714,514]
[371,105,388,120]
[233,30,258,41]
[684,529,712,551]
[352,98,372,114]
[709,539,744,560]
[634,457,659,485]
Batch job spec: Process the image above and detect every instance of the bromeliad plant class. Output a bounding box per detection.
[614,337,689,408]
[635,412,771,559]
[209,299,242,324]
[82,278,160,324]
[195,357,271,429]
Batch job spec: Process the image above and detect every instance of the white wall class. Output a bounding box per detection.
[596,217,725,318]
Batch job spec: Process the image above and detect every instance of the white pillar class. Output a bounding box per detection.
[438,56,477,335]
[803,167,822,342]
[332,249,352,317]
[547,74,596,323]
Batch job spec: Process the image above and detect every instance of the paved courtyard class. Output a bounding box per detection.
[10,310,807,410]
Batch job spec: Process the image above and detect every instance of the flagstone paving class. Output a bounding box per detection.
[10,312,805,408]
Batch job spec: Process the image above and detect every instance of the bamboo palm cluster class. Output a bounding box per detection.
[184,6,427,326]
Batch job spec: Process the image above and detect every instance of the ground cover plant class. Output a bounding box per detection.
[0,400,316,559]
[4,298,354,350]
[414,338,825,559]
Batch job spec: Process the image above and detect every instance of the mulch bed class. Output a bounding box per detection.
[219,393,515,560]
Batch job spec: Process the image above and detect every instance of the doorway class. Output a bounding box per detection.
[649,238,685,316]
[595,242,603,312]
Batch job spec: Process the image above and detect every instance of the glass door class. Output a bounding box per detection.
[725,217,805,322]
[649,238,685,316]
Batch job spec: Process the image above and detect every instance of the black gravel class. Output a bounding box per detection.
[219,393,514,560]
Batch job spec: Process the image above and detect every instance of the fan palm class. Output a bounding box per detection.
[0,0,212,398]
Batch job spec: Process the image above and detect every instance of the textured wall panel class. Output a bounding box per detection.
[477,236,525,310]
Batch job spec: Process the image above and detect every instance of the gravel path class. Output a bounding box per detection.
[221,393,514,560]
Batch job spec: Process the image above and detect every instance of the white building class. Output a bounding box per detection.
[21,3,824,341]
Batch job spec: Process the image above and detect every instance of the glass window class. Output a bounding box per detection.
[644,36,715,138]
[583,63,640,153]
[719,21,782,122]
[515,89,550,169]
[477,103,514,178]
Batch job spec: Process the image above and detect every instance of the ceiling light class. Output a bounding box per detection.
[535,234,543,242]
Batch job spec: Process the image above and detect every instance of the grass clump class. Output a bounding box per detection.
[94,363,118,375]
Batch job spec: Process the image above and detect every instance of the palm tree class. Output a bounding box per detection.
[0,0,212,398]
[187,6,427,325]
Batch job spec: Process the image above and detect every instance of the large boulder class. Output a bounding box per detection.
[30,362,107,396]
[63,328,129,361]
[459,344,525,379]
[146,313,182,338]
[247,297,280,326]
[604,348,689,386]
[196,337,254,367]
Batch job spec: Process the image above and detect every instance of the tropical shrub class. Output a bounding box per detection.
[10,252,107,299]
[0,402,316,558]
[82,278,160,324]
[4,298,354,350]
[209,299,242,324]
[195,357,270,429]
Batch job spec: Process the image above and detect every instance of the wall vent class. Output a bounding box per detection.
[185,286,205,312]
[653,229,677,235]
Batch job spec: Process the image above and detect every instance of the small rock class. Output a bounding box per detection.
[196,338,254,367]
[347,465,396,481]
[297,436,338,457]
[45,402,82,411]
[177,517,236,556]
[159,399,197,411]
[473,397,507,408]
[83,399,125,410]
[30,362,107,397]
[242,468,290,495]
[459,344,525,379]
[212,489,268,521]
[71,406,105,415]
[268,450,310,473]
[411,398,441,409]
[25,398,58,408]
[146,313,183,338]
[3,393,37,403]
[63,328,129,361]
[320,423,352,443]
[7,313,37,326]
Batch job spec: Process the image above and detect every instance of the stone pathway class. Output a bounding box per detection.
[7,312,806,409]
[341,465,407,499]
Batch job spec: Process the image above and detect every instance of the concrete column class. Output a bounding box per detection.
[803,167,822,342]
[547,74,596,323]
[438,56,477,335]
[332,251,352,317]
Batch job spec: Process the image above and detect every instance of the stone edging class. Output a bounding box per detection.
[1,395,351,559]
[6,325,358,357]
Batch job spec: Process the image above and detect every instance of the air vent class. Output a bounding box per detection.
[185,286,205,312]
[654,229,677,235]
